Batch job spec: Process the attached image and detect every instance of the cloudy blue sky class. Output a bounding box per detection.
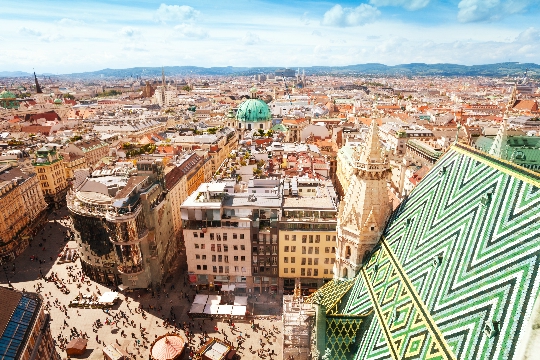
[2,0,540,73]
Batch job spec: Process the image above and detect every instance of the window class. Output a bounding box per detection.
[332,236,336,242]
[225,266,229,273]
[302,246,306,254]
[314,258,319,265]
[326,235,331,242]
[217,234,222,241]
[240,234,244,239]
[234,256,238,261]
[219,266,223,273]
[291,246,296,252]
[307,269,312,276]
[302,258,306,265]
[324,258,329,264]
[224,245,228,252]
[233,233,238,239]
[302,235,307,243]
[203,265,207,270]
[210,233,215,240]
[315,247,319,255]
[284,257,288,263]
[217,244,222,252]
[200,232,204,238]
[314,269,318,276]
[218,255,222,262]
[315,235,320,243]
[291,257,295,263]
[253,234,257,241]
[291,268,295,274]
[324,269,328,274]
[233,245,238,250]
[241,245,245,251]
[308,258,312,265]
[224,256,229,263]
[202,255,206,260]
[241,256,245,261]
[292,235,296,241]
[195,244,200,249]
[285,235,289,240]
[211,244,215,252]
[213,266,217,273]
[308,247,313,254]
[193,232,198,238]
[325,247,330,253]
[332,247,335,253]
[309,235,313,243]
[284,268,288,273]
[301,268,305,276]
[331,258,335,264]
[201,244,205,250]
[223,233,227,241]
[197,265,201,270]
[284,246,289,252]
[195,255,200,259]
[234,266,239,272]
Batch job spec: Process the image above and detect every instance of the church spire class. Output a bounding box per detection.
[489,115,509,159]
[34,72,42,94]
[334,118,392,280]
[358,120,383,164]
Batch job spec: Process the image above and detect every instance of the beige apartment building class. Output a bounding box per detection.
[32,146,68,206]
[0,164,47,264]
[64,138,109,167]
[278,178,338,294]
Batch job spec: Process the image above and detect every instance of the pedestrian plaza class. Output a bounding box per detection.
[0,207,284,359]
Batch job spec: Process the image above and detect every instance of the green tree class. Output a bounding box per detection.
[182,85,192,92]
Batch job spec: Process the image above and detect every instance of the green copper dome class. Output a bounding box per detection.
[236,99,271,123]
[0,91,16,99]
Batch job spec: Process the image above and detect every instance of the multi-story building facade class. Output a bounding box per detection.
[32,146,68,207]
[0,287,60,360]
[60,151,87,180]
[67,159,177,289]
[0,164,48,264]
[279,178,338,294]
[64,138,109,168]
[181,180,281,293]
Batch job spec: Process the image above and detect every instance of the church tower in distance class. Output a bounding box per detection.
[334,120,393,280]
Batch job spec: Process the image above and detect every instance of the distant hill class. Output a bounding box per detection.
[0,71,32,77]
[1,62,539,79]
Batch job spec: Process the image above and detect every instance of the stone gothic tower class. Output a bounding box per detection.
[334,120,392,280]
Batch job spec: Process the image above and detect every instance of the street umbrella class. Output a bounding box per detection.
[66,337,88,356]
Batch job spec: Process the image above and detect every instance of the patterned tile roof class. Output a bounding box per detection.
[318,144,540,360]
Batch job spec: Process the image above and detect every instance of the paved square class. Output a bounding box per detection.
[0,207,283,359]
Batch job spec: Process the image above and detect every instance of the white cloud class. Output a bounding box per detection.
[155,4,200,23]
[57,18,83,26]
[39,34,63,43]
[322,4,380,27]
[174,24,208,39]
[18,27,42,37]
[242,32,262,45]
[369,0,430,10]
[457,0,531,23]
[516,27,540,43]
[120,26,140,38]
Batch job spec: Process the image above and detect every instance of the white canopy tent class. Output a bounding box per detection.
[233,296,248,306]
[98,292,119,305]
[204,304,220,315]
[232,306,246,316]
[189,303,206,314]
[193,295,209,304]
[217,305,233,315]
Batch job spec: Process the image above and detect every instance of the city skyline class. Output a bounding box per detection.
[3,0,540,74]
